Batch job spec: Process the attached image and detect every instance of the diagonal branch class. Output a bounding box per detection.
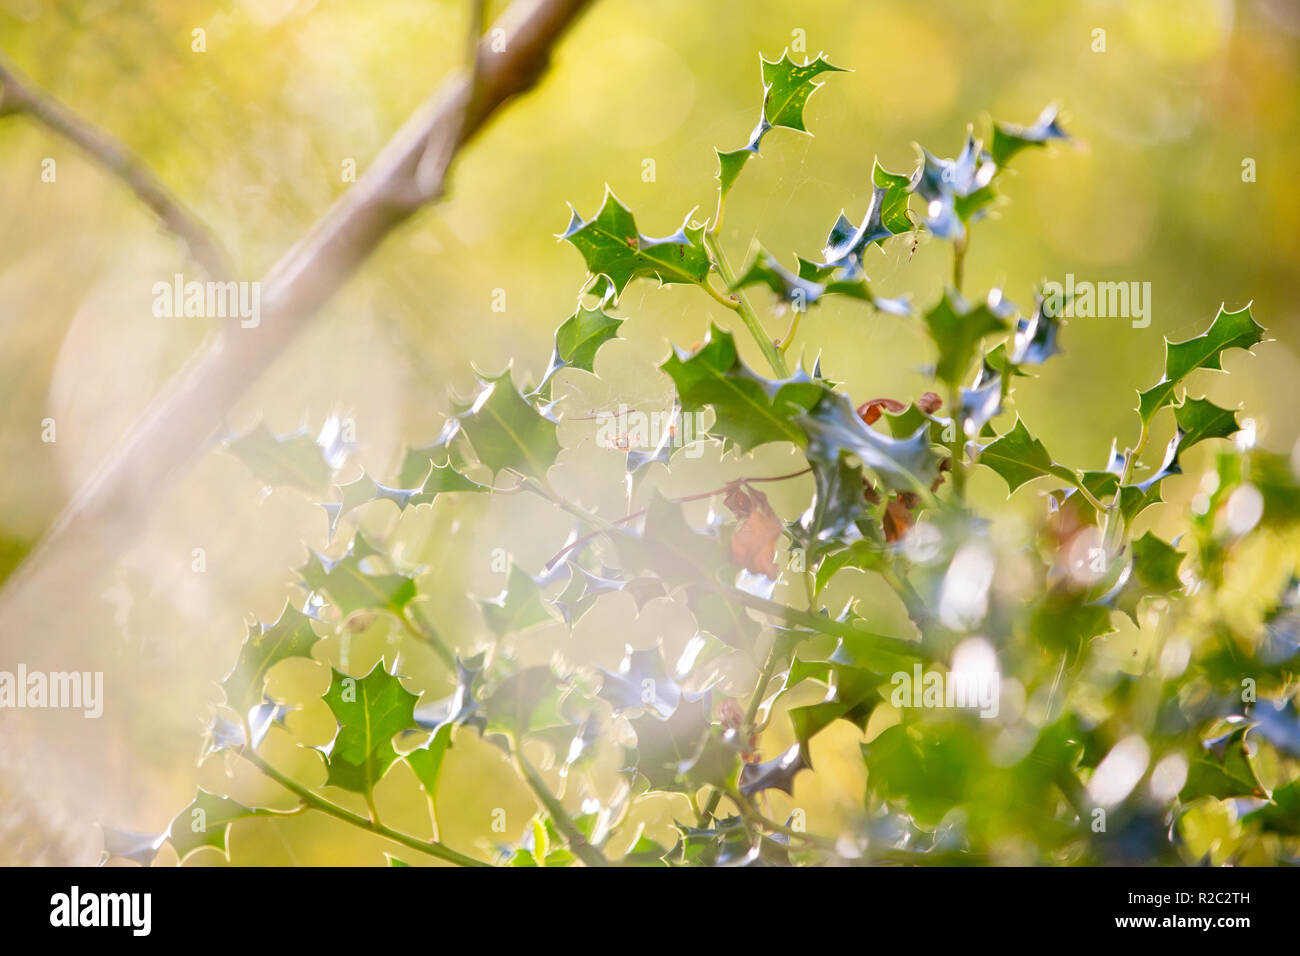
[0,51,234,281]
[0,0,595,633]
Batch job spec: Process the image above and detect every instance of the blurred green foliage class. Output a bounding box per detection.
[1,0,1298,865]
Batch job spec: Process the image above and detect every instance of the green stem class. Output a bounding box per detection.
[952,233,968,294]
[702,642,786,822]
[727,788,836,850]
[1101,417,1150,557]
[400,610,455,670]
[778,306,804,355]
[512,748,609,867]
[948,387,967,501]
[704,231,789,377]
[241,749,490,867]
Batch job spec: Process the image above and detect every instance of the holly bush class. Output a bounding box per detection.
[108,49,1298,867]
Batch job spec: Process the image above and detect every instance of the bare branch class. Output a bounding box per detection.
[0,0,595,632]
[0,51,234,281]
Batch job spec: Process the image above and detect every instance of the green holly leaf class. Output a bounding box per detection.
[912,135,998,241]
[456,368,559,481]
[1243,778,1300,835]
[861,722,985,826]
[481,666,561,739]
[98,827,167,866]
[785,657,884,745]
[413,653,488,735]
[1174,396,1240,452]
[1026,588,1114,666]
[560,189,710,300]
[598,644,683,717]
[873,159,914,236]
[406,722,453,800]
[685,587,762,649]
[733,245,823,307]
[478,562,555,637]
[220,602,321,720]
[1181,722,1267,801]
[792,455,871,563]
[320,661,420,796]
[1137,304,1264,425]
[738,743,809,797]
[990,104,1071,166]
[978,417,1085,496]
[736,243,909,314]
[716,148,753,201]
[322,462,485,537]
[538,305,623,395]
[225,422,337,496]
[798,391,941,492]
[660,324,826,452]
[759,50,846,134]
[624,692,716,792]
[1109,531,1184,622]
[611,491,728,590]
[922,290,1010,387]
[298,533,416,619]
[814,538,888,594]
[167,789,268,862]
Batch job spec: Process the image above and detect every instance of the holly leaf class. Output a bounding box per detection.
[538,305,623,395]
[736,243,908,314]
[1181,722,1267,800]
[1137,304,1264,425]
[298,533,416,619]
[872,159,914,236]
[978,417,1084,495]
[560,188,710,300]
[912,134,998,241]
[921,290,1010,387]
[1027,588,1114,666]
[1107,531,1184,622]
[785,657,885,744]
[715,52,845,203]
[320,662,420,796]
[739,743,810,797]
[759,51,846,134]
[661,325,825,452]
[225,422,337,497]
[481,666,562,739]
[793,455,871,563]
[457,369,559,481]
[478,562,555,637]
[716,147,753,202]
[624,692,717,792]
[814,539,887,593]
[323,462,486,538]
[599,644,683,718]
[406,722,454,800]
[167,789,267,862]
[798,391,941,492]
[611,491,728,590]
[99,827,166,866]
[990,104,1071,166]
[220,602,321,720]
[685,586,762,650]
[1173,396,1240,452]
[413,653,488,734]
